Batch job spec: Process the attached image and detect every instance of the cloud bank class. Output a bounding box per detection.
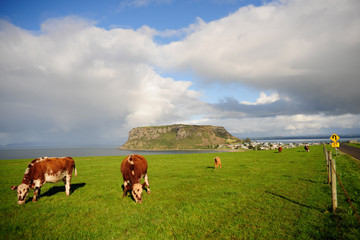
[0,17,205,145]
[1,0,360,145]
[158,0,360,115]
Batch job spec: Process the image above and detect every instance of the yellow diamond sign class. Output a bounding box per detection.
[332,142,340,148]
[330,133,340,142]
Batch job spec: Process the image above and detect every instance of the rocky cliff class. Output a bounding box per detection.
[120,124,240,150]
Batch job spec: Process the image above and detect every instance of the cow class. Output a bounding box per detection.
[304,145,310,152]
[214,156,222,169]
[11,157,77,204]
[278,147,283,153]
[121,154,150,203]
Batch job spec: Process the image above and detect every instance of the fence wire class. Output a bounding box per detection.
[324,145,360,224]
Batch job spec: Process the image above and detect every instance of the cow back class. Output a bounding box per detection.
[23,157,75,185]
[121,154,148,184]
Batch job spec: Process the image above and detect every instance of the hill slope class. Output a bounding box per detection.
[120,124,240,150]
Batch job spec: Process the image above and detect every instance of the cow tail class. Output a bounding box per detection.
[128,155,135,175]
[128,154,134,164]
[74,164,77,177]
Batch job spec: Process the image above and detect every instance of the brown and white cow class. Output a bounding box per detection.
[121,154,150,203]
[214,156,222,169]
[304,145,310,152]
[11,157,77,204]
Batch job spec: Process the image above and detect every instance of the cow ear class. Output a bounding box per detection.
[11,185,18,191]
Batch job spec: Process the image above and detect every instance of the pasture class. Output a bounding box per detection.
[1,145,359,239]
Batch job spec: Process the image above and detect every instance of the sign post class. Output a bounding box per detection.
[330,133,340,142]
[329,134,340,212]
[330,133,340,155]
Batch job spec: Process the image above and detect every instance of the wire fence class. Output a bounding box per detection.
[323,144,360,223]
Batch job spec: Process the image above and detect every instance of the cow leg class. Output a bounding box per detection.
[144,173,150,194]
[123,181,131,197]
[123,185,131,197]
[33,187,41,202]
[64,174,72,196]
[33,180,42,202]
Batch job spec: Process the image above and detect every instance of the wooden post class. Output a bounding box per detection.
[326,150,331,184]
[330,153,337,213]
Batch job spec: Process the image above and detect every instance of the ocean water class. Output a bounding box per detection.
[0,146,220,160]
[1,137,358,160]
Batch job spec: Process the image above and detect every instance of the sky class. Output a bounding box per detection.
[1,0,360,146]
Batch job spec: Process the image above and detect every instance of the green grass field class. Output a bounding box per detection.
[347,143,360,148]
[1,145,359,239]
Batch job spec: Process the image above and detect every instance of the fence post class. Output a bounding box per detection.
[326,150,331,184]
[329,153,338,213]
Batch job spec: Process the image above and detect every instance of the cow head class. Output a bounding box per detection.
[131,183,143,203]
[11,183,30,204]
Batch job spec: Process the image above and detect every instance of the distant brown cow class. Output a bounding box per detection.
[304,145,310,152]
[121,154,150,203]
[214,156,222,169]
[278,147,283,153]
[11,157,77,204]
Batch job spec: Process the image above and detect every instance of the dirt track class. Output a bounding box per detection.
[338,143,360,160]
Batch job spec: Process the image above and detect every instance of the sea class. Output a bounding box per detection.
[0,146,220,160]
[1,136,359,160]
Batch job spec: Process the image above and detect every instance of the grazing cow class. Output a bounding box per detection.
[11,157,77,204]
[304,145,310,152]
[214,156,222,169]
[278,147,283,153]
[121,154,150,203]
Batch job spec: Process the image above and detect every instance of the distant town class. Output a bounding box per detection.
[219,136,359,151]
[219,141,320,151]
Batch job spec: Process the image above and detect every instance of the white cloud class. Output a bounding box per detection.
[158,0,360,115]
[0,18,203,145]
[241,92,280,105]
[123,67,203,128]
[154,17,207,40]
[189,113,360,138]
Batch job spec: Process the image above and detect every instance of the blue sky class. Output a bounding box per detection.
[1,0,265,31]
[1,0,360,146]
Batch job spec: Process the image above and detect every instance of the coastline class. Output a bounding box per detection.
[118,147,245,152]
[2,136,358,160]
[0,147,231,160]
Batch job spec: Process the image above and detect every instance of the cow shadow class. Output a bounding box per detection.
[41,183,86,198]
